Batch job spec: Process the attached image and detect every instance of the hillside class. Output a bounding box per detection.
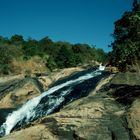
[0,36,107,76]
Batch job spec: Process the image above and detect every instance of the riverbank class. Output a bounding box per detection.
[0,69,140,140]
[0,67,84,109]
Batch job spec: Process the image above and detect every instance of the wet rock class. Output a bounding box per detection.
[38,67,84,90]
[0,71,139,140]
[0,76,133,140]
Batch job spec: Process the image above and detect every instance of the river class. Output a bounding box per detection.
[0,67,109,137]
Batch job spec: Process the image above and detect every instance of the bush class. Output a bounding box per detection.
[0,44,22,74]
[47,57,57,71]
[0,64,11,75]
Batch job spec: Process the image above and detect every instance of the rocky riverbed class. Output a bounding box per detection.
[0,67,84,109]
[0,69,140,140]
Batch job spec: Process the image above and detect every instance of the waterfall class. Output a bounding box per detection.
[99,63,105,71]
[0,68,106,137]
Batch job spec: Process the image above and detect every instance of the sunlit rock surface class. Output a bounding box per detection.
[127,99,140,140]
[0,71,140,140]
[0,76,132,140]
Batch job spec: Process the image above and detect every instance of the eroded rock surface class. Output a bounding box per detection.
[0,71,140,140]
[39,95,130,140]
[0,78,43,109]
[0,76,134,140]
[39,67,84,90]
[127,99,140,140]
[0,67,84,108]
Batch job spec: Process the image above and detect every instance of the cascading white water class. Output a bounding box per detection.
[0,69,102,136]
[99,63,105,71]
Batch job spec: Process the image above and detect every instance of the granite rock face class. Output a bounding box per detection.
[0,67,84,109]
[0,78,43,108]
[109,72,140,140]
[39,94,130,140]
[0,71,140,140]
[127,99,140,140]
[0,76,134,140]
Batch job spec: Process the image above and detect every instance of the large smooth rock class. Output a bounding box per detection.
[108,72,140,139]
[110,72,140,86]
[1,71,139,140]
[0,80,41,108]
[38,67,84,90]
[0,76,132,140]
[127,99,140,140]
[0,67,84,108]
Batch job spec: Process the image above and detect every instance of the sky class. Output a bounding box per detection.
[0,0,132,52]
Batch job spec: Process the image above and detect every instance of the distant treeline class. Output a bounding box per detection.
[0,35,107,74]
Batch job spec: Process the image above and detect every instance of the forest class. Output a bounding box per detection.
[0,35,107,75]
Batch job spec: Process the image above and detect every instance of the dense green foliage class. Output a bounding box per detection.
[0,43,22,74]
[109,0,140,71]
[0,35,107,74]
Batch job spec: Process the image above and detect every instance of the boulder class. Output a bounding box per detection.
[38,67,84,90]
[127,99,140,140]
[105,66,119,73]
[1,71,140,140]
[0,79,41,109]
[0,76,131,140]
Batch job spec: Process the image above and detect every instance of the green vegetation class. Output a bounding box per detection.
[0,35,107,75]
[109,0,140,72]
[2,1,139,74]
[0,43,22,74]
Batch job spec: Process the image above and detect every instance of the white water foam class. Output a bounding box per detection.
[99,63,105,71]
[0,69,102,136]
[45,88,72,115]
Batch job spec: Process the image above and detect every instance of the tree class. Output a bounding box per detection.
[0,36,5,43]
[22,38,39,59]
[39,36,53,46]
[0,34,108,74]
[0,44,22,74]
[55,45,76,68]
[133,0,140,11]
[110,1,140,71]
[95,48,108,63]
[11,34,24,44]
[133,0,138,8]
[39,36,53,53]
[47,56,57,71]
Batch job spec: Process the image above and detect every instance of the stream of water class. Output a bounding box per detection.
[0,67,108,137]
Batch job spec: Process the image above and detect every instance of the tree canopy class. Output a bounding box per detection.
[0,34,107,74]
[109,0,140,71]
